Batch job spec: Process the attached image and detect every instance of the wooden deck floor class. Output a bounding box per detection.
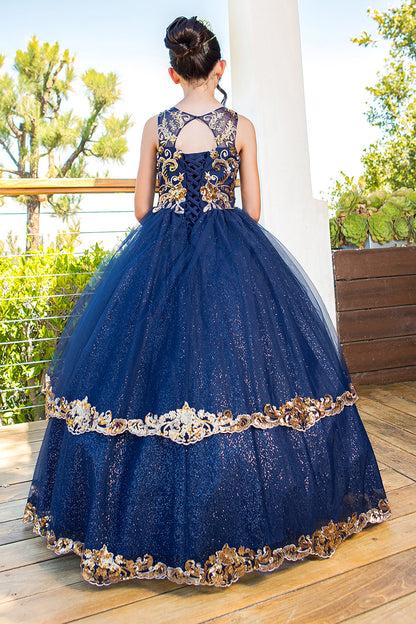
[1,381,415,623]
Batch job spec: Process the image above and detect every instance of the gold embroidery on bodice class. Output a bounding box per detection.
[152,106,240,215]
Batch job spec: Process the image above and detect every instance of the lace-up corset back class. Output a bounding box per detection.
[152,106,240,222]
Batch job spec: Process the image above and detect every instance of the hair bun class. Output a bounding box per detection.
[165,17,203,58]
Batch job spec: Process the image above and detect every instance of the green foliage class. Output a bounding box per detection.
[351,1,416,188]
[0,242,108,425]
[326,171,367,214]
[329,180,416,248]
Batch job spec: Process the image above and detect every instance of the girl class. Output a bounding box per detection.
[23,15,391,588]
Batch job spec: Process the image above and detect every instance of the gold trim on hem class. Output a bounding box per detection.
[23,499,391,588]
[41,374,359,444]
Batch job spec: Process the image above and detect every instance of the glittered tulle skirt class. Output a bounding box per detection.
[23,204,390,587]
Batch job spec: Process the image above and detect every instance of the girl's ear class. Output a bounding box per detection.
[168,67,181,84]
[214,59,226,79]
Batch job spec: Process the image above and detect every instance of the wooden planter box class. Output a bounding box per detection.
[332,245,416,385]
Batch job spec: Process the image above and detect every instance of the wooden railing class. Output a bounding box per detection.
[0,178,137,196]
[0,176,240,196]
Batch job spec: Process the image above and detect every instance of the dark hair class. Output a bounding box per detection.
[164,16,227,105]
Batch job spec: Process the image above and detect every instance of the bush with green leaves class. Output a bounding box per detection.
[0,243,108,425]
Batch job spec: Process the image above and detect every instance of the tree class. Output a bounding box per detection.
[352,1,416,190]
[0,36,132,251]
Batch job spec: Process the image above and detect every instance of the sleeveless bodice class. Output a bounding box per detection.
[152,106,240,227]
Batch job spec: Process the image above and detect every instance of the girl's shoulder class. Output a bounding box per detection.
[234,112,257,152]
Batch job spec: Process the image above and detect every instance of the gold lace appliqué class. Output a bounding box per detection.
[23,499,391,587]
[201,148,240,212]
[152,146,187,214]
[41,374,359,444]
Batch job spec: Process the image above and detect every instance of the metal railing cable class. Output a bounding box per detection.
[0,178,138,425]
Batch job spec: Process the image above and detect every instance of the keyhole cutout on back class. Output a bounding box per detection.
[174,118,217,154]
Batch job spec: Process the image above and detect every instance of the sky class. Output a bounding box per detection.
[0,0,402,249]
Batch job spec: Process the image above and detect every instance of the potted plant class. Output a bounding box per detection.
[329,185,416,385]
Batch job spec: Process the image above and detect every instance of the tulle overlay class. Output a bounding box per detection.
[24,107,390,587]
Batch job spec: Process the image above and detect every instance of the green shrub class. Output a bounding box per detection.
[0,243,108,425]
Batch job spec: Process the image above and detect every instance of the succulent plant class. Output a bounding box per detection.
[329,217,343,247]
[368,212,394,243]
[366,189,388,209]
[380,199,404,219]
[335,190,360,216]
[329,180,416,248]
[393,216,410,239]
[340,213,368,247]
[404,189,416,208]
[409,215,416,243]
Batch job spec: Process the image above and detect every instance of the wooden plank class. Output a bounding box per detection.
[384,382,416,403]
[386,484,416,518]
[337,305,416,341]
[357,397,416,434]
[360,412,416,457]
[0,499,26,523]
[343,336,416,373]
[0,576,180,623]
[0,537,67,573]
[369,435,416,481]
[0,422,47,436]
[352,367,416,386]
[333,247,416,280]
[379,466,414,492]
[336,276,416,311]
[0,455,38,473]
[0,178,137,195]
[341,592,416,623]
[1,510,414,624]
[0,429,47,445]
[356,387,416,417]
[0,519,37,546]
[1,443,41,462]
[0,555,87,604]
[0,482,30,504]
[0,465,37,488]
[205,549,416,624]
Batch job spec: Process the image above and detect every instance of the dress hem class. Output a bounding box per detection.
[22,498,391,588]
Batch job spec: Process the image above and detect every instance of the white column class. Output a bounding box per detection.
[228,0,337,328]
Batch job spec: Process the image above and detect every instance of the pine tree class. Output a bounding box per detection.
[0,36,132,250]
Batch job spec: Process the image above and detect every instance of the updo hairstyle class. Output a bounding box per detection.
[164,16,227,105]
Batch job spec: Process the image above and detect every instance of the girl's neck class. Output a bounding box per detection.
[175,88,221,115]
[175,98,222,115]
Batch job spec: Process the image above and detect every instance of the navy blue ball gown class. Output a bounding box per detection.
[23,104,391,588]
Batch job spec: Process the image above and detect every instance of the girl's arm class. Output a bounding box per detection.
[236,115,261,222]
[134,116,158,221]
